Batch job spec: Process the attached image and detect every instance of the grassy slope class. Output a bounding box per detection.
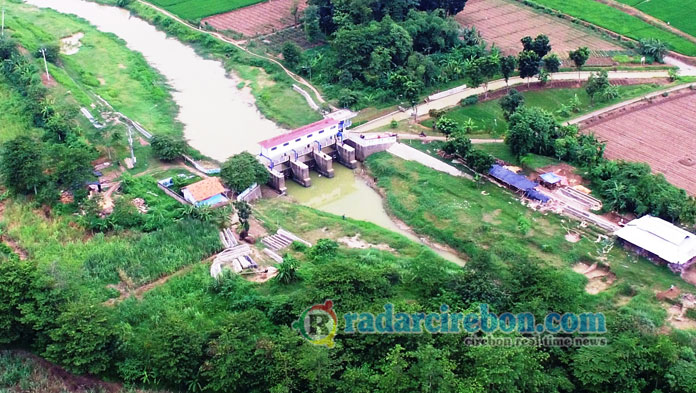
[150,0,265,20]
[365,152,695,295]
[6,3,183,138]
[616,0,696,38]
[422,84,669,134]
[0,75,44,143]
[526,0,696,55]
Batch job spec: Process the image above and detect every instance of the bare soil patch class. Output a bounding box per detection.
[455,0,622,57]
[2,350,123,393]
[664,294,696,330]
[338,233,395,252]
[482,208,502,225]
[583,89,696,195]
[60,32,84,55]
[202,0,306,37]
[565,232,581,243]
[681,263,696,286]
[573,262,616,294]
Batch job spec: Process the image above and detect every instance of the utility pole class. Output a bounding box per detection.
[39,48,50,81]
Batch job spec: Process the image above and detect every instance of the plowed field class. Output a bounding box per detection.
[202,0,306,37]
[586,91,696,195]
[455,0,622,57]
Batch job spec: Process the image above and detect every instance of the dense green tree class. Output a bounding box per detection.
[585,70,611,103]
[45,303,115,375]
[402,9,460,54]
[282,41,303,68]
[499,88,525,120]
[521,34,551,58]
[442,131,471,157]
[506,106,557,157]
[517,50,540,87]
[47,141,98,190]
[0,136,46,195]
[35,44,60,64]
[418,0,469,16]
[477,54,500,97]
[465,149,496,173]
[117,315,206,389]
[303,5,322,42]
[0,259,36,345]
[0,37,19,60]
[221,151,270,193]
[639,38,669,63]
[151,135,186,161]
[435,116,460,137]
[464,57,484,89]
[542,53,561,73]
[500,55,517,87]
[569,46,590,81]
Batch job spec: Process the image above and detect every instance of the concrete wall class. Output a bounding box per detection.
[157,183,189,205]
[312,150,334,178]
[267,168,287,194]
[345,136,397,161]
[337,143,357,169]
[290,160,311,187]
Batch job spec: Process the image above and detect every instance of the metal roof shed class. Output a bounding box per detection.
[488,165,538,192]
[615,215,696,266]
[540,172,562,185]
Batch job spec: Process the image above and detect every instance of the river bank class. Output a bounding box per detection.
[286,164,467,265]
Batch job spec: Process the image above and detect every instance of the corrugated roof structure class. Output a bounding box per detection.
[182,177,226,202]
[489,165,537,192]
[615,215,696,265]
[525,189,550,203]
[258,118,339,149]
[540,172,562,184]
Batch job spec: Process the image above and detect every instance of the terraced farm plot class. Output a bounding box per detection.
[150,0,265,20]
[585,91,696,195]
[616,0,696,38]
[455,0,623,57]
[202,0,306,37]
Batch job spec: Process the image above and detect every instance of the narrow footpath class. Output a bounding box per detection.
[387,143,472,179]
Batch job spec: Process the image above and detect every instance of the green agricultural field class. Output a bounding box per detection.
[616,0,696,38]
[527,0,696,56]
[150,0,266,20]
[422,84,671,136]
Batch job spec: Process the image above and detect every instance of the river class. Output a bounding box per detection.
[287,166,466,265]
[25,0,283,162]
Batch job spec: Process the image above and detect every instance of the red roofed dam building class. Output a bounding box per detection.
[257,111,397,192]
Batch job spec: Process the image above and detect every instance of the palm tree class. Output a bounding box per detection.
[462,118,478,134]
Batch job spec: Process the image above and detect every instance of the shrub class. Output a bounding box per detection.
[281,42,302,69]
[460,95,478,106]
[151,135,186,161]
[309,238,339,260]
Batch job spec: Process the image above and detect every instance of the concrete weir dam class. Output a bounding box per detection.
[257,111,397,193]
